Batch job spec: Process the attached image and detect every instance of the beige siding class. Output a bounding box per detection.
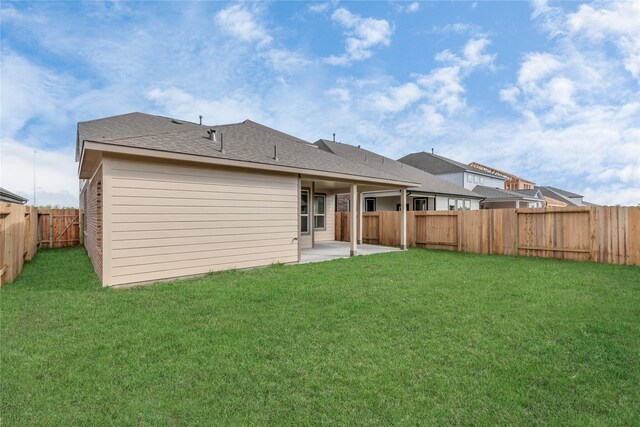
[314,192,335,242]
[104,157,298,286]
[80,164,103,282]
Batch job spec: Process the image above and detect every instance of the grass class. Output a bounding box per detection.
[1,247,639,426]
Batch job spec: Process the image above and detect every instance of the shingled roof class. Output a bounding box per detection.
[316,140,483,198]
[397,152,504,179]
[473,185,544,201]
[77,113,417,185]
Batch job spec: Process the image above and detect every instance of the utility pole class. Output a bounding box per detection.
[33,150,37,206]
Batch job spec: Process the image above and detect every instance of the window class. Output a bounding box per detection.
[448,198,456,211]
[301,189,309,234]
[464,200,471,210]
[473,175,478,183]
[396,204,410,211]
[313,194,326,230]
[413,198,428,211]
[365,198,376,212]
[456,199,464,210]
[480,177,485,184]
[467,174,472,182]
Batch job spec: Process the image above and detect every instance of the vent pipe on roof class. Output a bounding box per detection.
[199,115,203,126]
[220,133,225,154]
[273,145,278,161]
[207,129,216,141]
[431,148,434,154]
[333,133,336,142]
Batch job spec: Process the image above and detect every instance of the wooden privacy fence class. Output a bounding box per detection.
[0,205,81,285]
[335,206,640,266]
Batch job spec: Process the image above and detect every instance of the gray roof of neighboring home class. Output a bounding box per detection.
[77,113,417,185]
[316,140,483,198]
[0,187,28,204]
[398,151,505,179]
[473,185,543,201]
[539,186,583,199]
[535,186,580,206]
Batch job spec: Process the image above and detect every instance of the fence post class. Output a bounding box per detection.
[49,212,53,248]
[457,211,462,252]
[514,210,519,256]
[1,209,10,285]
[589,207,597,262]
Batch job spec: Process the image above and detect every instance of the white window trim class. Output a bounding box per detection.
[313,193,326,230]
[301,189,310,235]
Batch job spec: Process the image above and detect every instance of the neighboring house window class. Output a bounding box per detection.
[467,174,472,182]
[456,199,464,210]
[464,200,471,210]
[314,194,326,230]
[480,177,485,184]
[473,175,478,183]
[396,204,410,211]
[301,189,310,234]
[448,199,456,211]
[413,198,428,211]
[364,198,376,212]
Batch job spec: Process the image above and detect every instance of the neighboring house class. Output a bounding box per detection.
[398,152,506,191]
[316,140,483,211]
[472,186,545,209]
[77,113,417,287]
[0,187,28,204]
[536,186,585,207]
[468,162,535,191]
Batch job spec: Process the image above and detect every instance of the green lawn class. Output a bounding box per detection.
[1,247,639,426]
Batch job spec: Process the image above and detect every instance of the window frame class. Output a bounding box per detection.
[313,193,326,230]
[301,188,310,235]
[364,197,376,212]
[448,198,456,211]
[413,197,428,211]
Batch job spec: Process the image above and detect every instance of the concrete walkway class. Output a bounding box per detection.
[300,241,400,264]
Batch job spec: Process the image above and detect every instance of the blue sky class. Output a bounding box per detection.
[1,0,638,206]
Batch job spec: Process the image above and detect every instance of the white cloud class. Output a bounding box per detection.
[308,2,332,13]
[326,8,393,65]
[517,52,563,85]
[215,5,272,47]
[396,2,420,13]
[0,138,78,207]
[367,83,422,113]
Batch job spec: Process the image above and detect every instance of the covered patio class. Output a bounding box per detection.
[300,241,400,264]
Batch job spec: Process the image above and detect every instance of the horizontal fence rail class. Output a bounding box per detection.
[0,204,81,285]
[336,206,640,266]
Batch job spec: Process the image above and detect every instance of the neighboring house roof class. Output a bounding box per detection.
[397,152,505,179]
[474,185,544,202]
[468,161,534,184]
[316,140,483,199]
[540,186,583,199]
[535,186,582,206]
[77,113,418,186]
[0,187,28,204]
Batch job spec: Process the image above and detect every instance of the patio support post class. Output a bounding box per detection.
[358,192,363,244]
[400,188,407,250]
[350,184,358,256]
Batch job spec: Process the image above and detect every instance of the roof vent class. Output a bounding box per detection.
[171,119,183,125]
[333,133,336,142]
[273,145,278,161]
[207,129,216,141]
[199,115,203,126]
[220,133,225,154]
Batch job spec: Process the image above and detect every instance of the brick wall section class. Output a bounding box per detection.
[336,194,350,212]
[80,164,103,282]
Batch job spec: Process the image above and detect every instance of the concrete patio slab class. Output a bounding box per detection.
[300,241,400,264]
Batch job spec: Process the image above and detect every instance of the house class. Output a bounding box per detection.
[473,186,545,209]
[315,140,483,211]
[536,186,585,207]
[0,187,28,205]
[398,152,507,191]
[468,162,535,190]
[77,113,417,287]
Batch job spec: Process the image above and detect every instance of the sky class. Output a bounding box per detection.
[1,0,639,207]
